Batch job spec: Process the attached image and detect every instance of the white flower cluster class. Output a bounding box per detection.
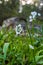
[29,11,41,22]
[31,11,37,18]
[15,24,23,35]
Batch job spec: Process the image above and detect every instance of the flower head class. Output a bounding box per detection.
[31,11,37,18]
[15,24,23,35]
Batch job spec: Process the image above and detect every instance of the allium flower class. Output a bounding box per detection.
[31,11,37,16]
[31,11,37,18]
[29,11,37,22]
[15,24,23,35]
[29,44,34,49]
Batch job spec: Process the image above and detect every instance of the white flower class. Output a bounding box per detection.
[29,15,33,22]
[38,13,41,16]
[29,44,34,49]
[31,11,37,16]
[29,11,37,22]
[29,18,33,22]
[29,16,32,19]
[15,24,23,35]
[31,11,37,18]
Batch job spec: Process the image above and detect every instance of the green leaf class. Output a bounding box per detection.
[35,50,43,63]
[0,54,3,59]
[37,61,43,64]
[35,55,43,62]
[36,50,43,56]
[3,43,10,60]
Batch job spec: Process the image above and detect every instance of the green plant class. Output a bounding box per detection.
[0,23,43,65]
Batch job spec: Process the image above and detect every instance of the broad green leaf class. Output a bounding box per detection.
[3,43,10,60]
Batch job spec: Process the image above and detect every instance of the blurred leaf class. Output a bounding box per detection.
[3,43,10,60]
[35,55,43,62]
[37,60,43,64]
[0,54,3,59]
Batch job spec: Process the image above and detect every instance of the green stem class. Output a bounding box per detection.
[26,20,36,65]
[33,50,36,65]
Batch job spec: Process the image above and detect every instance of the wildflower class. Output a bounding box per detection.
[29,16,32,19]
[29,44,34,49]
[29,15,33,22]
[15,24,23,35]
[29,11,37,22]
[38,13,41,16]
[31,11,37,16]
[31,11,37,18]
[29,18,33,22]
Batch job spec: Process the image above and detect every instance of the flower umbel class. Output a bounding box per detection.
[15,24,23,35]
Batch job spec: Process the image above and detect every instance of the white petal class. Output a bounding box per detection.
[29,44,34,49]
